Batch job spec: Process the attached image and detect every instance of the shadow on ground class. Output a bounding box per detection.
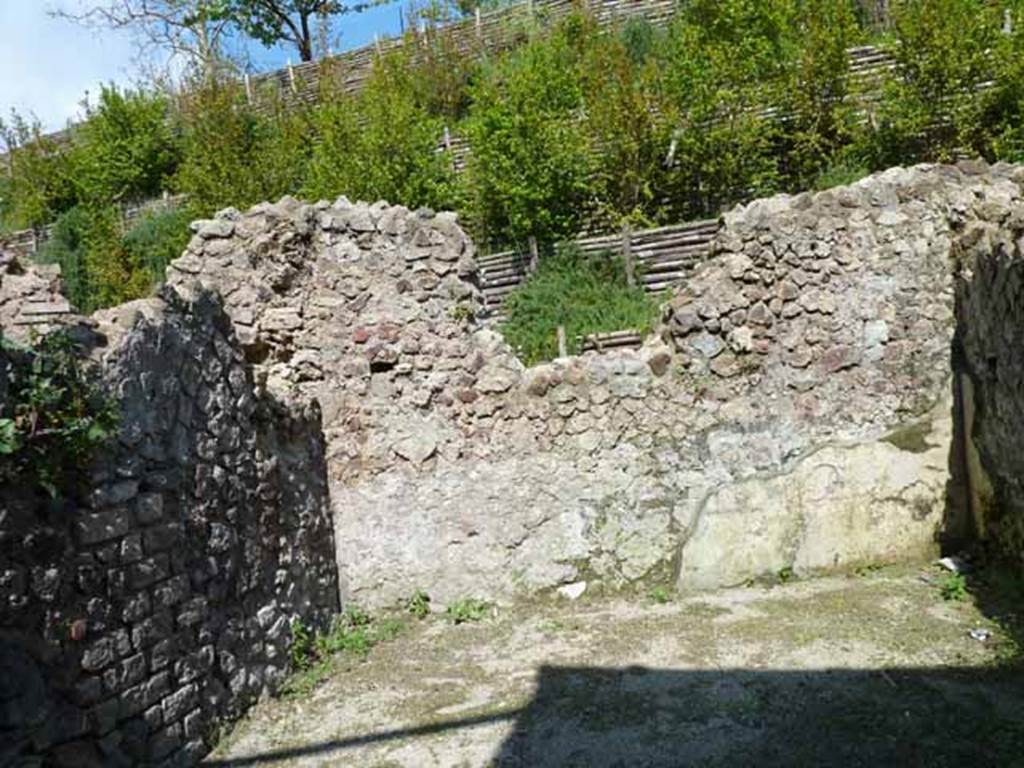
[206,662,1024,768]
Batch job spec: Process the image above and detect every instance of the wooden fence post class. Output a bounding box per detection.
[475,6,483,39]
[528,235,539,274]
[622,222,636,288]
[287,60,297,93]
[443,125,455,173]
[557,325,568,358]
[244,73,253,104]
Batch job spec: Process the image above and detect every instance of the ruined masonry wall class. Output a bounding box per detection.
[954,198,1024,566]
[6,163,1024,767]
[166,164,1024,610]
[0,286,338,767]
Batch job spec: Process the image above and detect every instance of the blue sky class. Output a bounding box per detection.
[0,1,413,132]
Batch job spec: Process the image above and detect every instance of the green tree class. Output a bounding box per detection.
[988,0,1024,161]
[657,0,797,219]
[173,76,311,214]
[462,15,596,248]
[227,0,394,61]
[0,112,77,230]
[304,53,455,208]
[580,20,672,229]
[779,0,863,187]
[69,84,181,207]
[864,0,1004,166]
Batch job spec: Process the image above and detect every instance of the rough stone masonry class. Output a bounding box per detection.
[163,162,1023,610]
[1,288,338,765]
[4,161,1024,765]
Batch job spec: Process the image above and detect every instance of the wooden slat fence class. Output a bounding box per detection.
[0,194,187,260]
[477,217,719,320]
[244,0,684,111]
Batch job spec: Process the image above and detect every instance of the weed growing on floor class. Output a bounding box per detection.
[853,563,883,578]
[539,619,566,635]
[649,586,672,604]
[940,572,968,601]
[283,607,407,698]
[407,590,431,619]
[446,598,491,624]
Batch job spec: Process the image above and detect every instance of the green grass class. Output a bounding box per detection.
[500,245,661,365]
[813,154,871,191]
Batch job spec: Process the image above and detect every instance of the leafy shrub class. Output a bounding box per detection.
[35,204,183,314]
[121,207,192,288]
[402,23,482,122]
[656,0,795,219]
[501,246,660,365]
[35,206,91,310]
[778,0,864,187]
[79,205,152,313]
[0,331,118,496]
[580,19,672,229]
[0,112,78,230]
[304,53,455,209]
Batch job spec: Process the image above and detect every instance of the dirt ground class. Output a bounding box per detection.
[206,565,1024,768]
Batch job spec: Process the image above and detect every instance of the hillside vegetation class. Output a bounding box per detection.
[3,0,1024,312]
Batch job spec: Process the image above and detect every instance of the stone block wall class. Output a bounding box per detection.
[1,280,338,766]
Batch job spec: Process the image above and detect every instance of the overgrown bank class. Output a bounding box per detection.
[6,0,1024,312]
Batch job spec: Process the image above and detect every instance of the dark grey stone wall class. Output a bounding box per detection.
[0,289,337,767]
[955,200,1024,566]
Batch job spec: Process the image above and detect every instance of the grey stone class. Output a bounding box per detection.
[686,332,725,359]
[77,508,132,546]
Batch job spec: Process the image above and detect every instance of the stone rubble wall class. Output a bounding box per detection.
[1,279,338,766]
[953,193,1024,567]
[167,164,1024,610]
[6,162,1024,767]
[0,249,78,341]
